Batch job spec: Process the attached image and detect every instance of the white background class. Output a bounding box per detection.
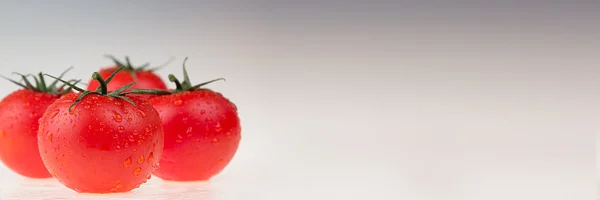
[0,1,597,200]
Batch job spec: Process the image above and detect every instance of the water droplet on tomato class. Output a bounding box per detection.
[113,134,119,139]
[116,184,123,189]
[148,152,154,162]
[88,125,92,130]
[133,130,139,136]
[211,138,219,145]
[145,127,150,133]
[133,148,137,153]
[116,145,121,152]
[84,105,90,109]
[112,111,123,122]
[133,167,142,176]
[49,110,60,119]
[214,122,222,132]
[177,134,183,139]
[226,132,231,137]
[23,102,30,108]
[124,157,132,168]
[47,133,53,142]
[173,100,183,106]
[152,162,160,169]
[205,117,212,122]
[146,174,152,180]
[137,156,145,165]
[111,188,117,192]
[136,109,146,118]
[175,139,183,143]
[200,110,206,115]
[194,138,200,143]
[118,126,125,133]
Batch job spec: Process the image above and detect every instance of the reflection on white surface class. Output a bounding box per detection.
[0,178,213,200]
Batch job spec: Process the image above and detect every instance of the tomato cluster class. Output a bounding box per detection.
[0,56,241,193]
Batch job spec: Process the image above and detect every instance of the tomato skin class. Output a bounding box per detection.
[149,90,241,181]
[0,89,61,178]
[86,67,167,91]
[38,93,164,193]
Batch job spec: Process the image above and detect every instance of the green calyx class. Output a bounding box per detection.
[105,55,174,82]
[45,66,138,111]
[1,67,81,95]
[125,57,225,95]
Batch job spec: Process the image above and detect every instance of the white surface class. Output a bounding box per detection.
[0,1,597,200]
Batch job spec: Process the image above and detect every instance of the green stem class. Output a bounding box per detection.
[92,72,108,94]
[169,74,183,92]
[38,73,47,91]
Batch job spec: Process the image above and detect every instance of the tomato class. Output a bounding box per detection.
[86,56,167,91]
[38,68,164,193]
[0,71,76,178]
[134,59,241,181]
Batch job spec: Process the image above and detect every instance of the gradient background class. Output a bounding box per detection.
[0,1,597,200]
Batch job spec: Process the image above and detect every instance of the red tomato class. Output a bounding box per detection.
[86,56,168,91]
[86,67,166,91]
[38,69,164,193]
[0,71,75,178]
[150,90,240,181]
[0,90,60,178]
[139,60,241,181]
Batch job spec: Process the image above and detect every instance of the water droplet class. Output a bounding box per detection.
[175,139,183,143]
[47,133,53,142]
[133,130,139,135]
[112,111,122,122]
[124,157,132,168]
[23,102,30,108]
[200,110,206,115]
[214,122,222,132]
[115,146,121,152]
[146,174,152,180]
[111,188,117,192]
[116,184,123,189]
[145,127,150,133]
[211,138,219,145]
[194,138,200,143]
[84,105,90,109]
[133,148,137,153]
[152,162,160,169]
[118,126,125,133]
[177,134,183,139]
[29,113,37,118]
[173,100,183,106]
[49,110,60,119]
[34,96,40,101]
[88,125,93,130]
[128,135,135,142]
[99,128,104,131]
[136,109,146,118]
[115,101,122,106]
[137,156,145,165]
[226,132,231,137]
[148,152,154,162]
[113,134,119,139]
[133,167,142,176]
[205,117,212,122]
